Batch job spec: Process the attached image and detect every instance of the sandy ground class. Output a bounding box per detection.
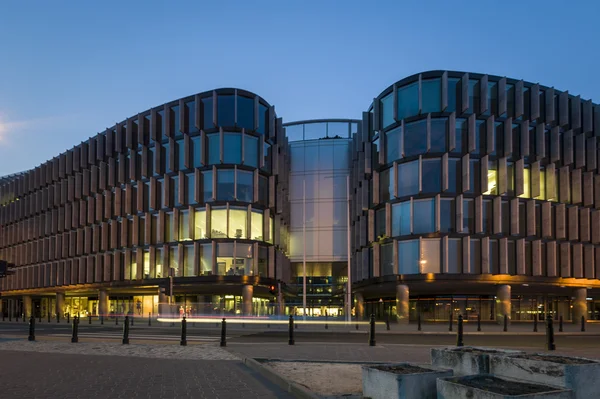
[265,361,364,396]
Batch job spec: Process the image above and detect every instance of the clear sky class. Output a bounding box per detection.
[0,0,598,176]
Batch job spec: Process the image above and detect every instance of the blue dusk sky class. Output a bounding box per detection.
[0,0,598,176]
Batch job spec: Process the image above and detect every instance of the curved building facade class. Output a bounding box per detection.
[353,71,600,323]
[2,71,600,324]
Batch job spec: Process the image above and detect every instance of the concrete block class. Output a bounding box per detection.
[437,375,572,399]
[431,347,524,377]
[361,363,452,399]
[490,353,600,399]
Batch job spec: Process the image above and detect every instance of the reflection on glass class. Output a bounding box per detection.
[192,136,202,168]
[229,208,247,239]
[386,127,401,163]
[422,159,441,193]
[207,133,219,165]
[194,209,207,239]
[216,242,233,275]
[243,134,258,168]
[176,139,185,171]
[447,239,461,273]
[440,199,455,233]
[257,104,267,135]
[211,208,227,238]
[430,119,446,152]
[421,79,441,114]
[224,132,242,164]
[398,240,419,274]
[217,169,235,201]
[397,160,419,196]
[463,199,474,233]
[218,95,235,127]
[200,243,212,275]
[237,170,253,202]
[327,122,349,138]
[413,199,435,234]
[381,93,394,129]
[404,120,427,157]
[421,239,440,273]
[304,122,327,140]
[186,173,195,205]
[185,101,197,134]
[375,208,386,238]
[202,96,213,130]
[397,82,419,120]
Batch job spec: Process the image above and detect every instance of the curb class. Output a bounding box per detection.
[243,358,321,399]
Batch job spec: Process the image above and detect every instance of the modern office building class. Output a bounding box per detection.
[1,71,600,323]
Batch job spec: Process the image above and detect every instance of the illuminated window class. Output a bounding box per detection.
[235,244,254,275]
[251,210,264,240]
[229,208,247,239]
[199,243,212,275]
[179,210,191,241]
[184,245,194,277]
[143,250,150,279]
[155,248,164,278]
[211,208,227,238]
[535,169,546,200]
[170,247,179,277]
[194,208,207,239]
[518,168,531,198]
[420,239,441,273]
[483,167,498,195]
[216,243,233,275]
[165,212,175,242]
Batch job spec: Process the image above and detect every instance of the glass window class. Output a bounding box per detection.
[473,120,485,156]
[446,78,459,113]
[430,119,446,153]
[482,200,493,234]
[453,118,467,154]
[422,79,441,114]
[235,244,254,276]
[397,82,419,120]
[397,160,419,197]
[398,240,419,274]
[199,243,212,275]
[440,198,455,233]
[170,246,179,277]
[502,201,510,234]
[304,122,327,140]
[490,239,499,274]
[470,239,481,274]
[217,169,235,201]
[183,245,194,276]
[157,109,166,140]
[162,145,171,174]
[375,208,386,238]
[506,162,515,196]
[147,147,155,176]
[507,240,516,274]
[413,199,435,234]
[172,175,180,207]
[404,120,427,157]
[243,134,258,168]
[223,133,241,164]
[237,170,253,202]
[237,95,254,130]
[448,238,462,273]
[447,158,460,194]
[484,161,497,195]
[257,104,268,136]
[176,139,185,171]
[518,168,531,199]
[229,208,247,239]
[165,212,175,242]
[463,199,474,233]
[487,82,497,116]
[194,208,207,239]
[466,159,480,194]
[262,143,272,173]
[381,93,394,128]
[380,167,393,202]
[171,105,180,136]
[143,250,150,279]
[422,158,441,193]
[381,243,394,275]
[385,127,401,163]
[218,95,235,127]
[202,170,213,202]
[421,239,441,273]
[519,202,526,236]
[259,176,268,206]
[179,210,191,241]
[216,242,233,275]
[392,201,411,236]
[328,122,349,138]
[286,124,304,142]
[202,96,213,130]
[258,247,268,276]
[251,210,264,240]
[211,208,227,238]
[185,101,197,134]
[186,173,195,205]
[207,133,219,165]
[467,79,479,114]
[155,247,164,278]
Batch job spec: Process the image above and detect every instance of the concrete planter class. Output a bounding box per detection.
[431,347,524,376]
[437,375,573,399]
[361,363,452,399]
[490,353,600,399]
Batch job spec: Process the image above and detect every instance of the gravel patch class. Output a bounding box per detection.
[265,361,363,396]
[0,339,240,360]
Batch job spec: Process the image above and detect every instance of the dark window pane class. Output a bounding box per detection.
[470,239,481,273]
[381,93,394,128]
[202,171,213,202]
[440,199,455,233]
[217,169,235,201]
[446,78,459,113]
[385,127,401,163]
[422,158,441,193]
[466,79,479,114]
[192,136,202,168]
[237,96,254,130]
[223,133,241,164]
[413,199,434,234]
[466,159,480,194]
[430,119,447,153]
[380,167,393,202]
[375,208,386,238]
[237,170,253,202]
[404,120,427,157]
[448,238,462,273]
[186,173,195,205]
[397,160,418,196]
[483,200,493,234]
[172,176,180,207]
[257,104,268,135]
[507,240,516,274]
[157,109,165,140]
[259,176,268,206]
[502,201,510,234]
[262,143,272,173]
[207,133,219,165]
[381,243,394,275]
[244,134,258,168]
[202,96,214,130]
[218,95,235,127]
[447,158,460,194]
[397,83,419,120]
[392,201,411,236]
[185,101,197,134]
[171,105,180,136]
[490,239,499,274]
[176,139,185,171]
[398,240,419,274]
[422,79,441,113]
[463,199,474,233]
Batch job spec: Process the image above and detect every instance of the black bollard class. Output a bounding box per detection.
[122,316,130,344]
[100,315,104,325]
[47,312,50,323]
[503,314,508,332]
[116,315,119,326]
[180,316,187,346]
[57,313,60,324]
[71,316,79,343]
[131,315,134,326]
[148,312,151,326]
[356,323,359,330]
[418,312,422,331]
[288,315,295,345]
[386,318,390,331]
[581,315,586,332]
[533,315,538,332]
[88,315,92,325]
[28,316,35,342]
[546,315,555,351]
[449,313,453,332]
[477,313,481,332]
[8,311,11,322]
[456,314,464,347]
[220,318,226,347]
[559,315,563,332]
[369,314,376,346]
[38,313,41,323]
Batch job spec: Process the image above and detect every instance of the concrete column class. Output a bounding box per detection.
[23,296,32,318]
[355,292,364,321]
[495,285,511,324]
[572,287,588,323]
[396,284,410,324]
[56,293,65,318]
[242,285,253,316]
[98,290,108,318]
